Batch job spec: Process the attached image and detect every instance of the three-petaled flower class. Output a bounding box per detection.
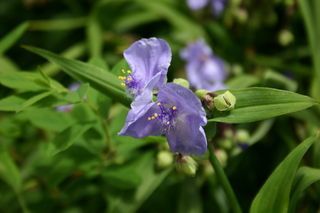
[119,83,207,155]
[119,38,208,155]
[181,39,227,91]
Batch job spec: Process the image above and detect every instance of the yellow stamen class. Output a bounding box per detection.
[157,102,161,106]
[127,70,132,74]
[121,83,125,86]
[172,106,177,110]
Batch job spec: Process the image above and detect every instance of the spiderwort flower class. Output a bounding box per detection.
[181,39,227,91]
[119,38,171,98]
[187,0,227,16]
[119,83,207,155]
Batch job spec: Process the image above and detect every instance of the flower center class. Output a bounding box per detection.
[118,69,141,95]
[148,102,177,133]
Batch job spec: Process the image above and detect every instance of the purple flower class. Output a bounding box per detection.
[181,39,227,91]
[119,83,207,155]
[119,38,171,97]
[187,0,227,16]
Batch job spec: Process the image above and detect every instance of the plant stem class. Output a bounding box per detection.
[208,144,242,213]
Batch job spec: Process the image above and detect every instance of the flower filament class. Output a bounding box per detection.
[118,69,140,95]
[148,102,177,133]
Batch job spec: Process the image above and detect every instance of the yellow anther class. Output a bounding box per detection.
[121,69,126,73]
[151,116,155,120]
[157,102,161,106]
[121,83,126,86]
[148,117,151,121]
[127,76,132,81]
[154,113,158,117]
[127,70,132,74]
[172,106,177,110]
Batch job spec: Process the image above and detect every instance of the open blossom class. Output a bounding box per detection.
[187,0,227,16]
[119,83,207,155]
[119,38,171,98]
[181,39,227,91]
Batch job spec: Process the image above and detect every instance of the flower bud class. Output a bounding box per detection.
[157,151,173,169]
[175,155,198,176]
[173,78,190,88]
[235,129,250,143]
[278,29,294,46]
[215,149,228,167]
[196,90,215,110]
[214,91,236,111]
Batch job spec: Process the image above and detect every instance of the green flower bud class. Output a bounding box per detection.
[195,89,209,99]
[173,78,190,88]
[215,149,228,167]
[278,29,294,46]
[157,151,173,169]
[214,91,236,111]
[176,155,198,176]
[235,129,250,143]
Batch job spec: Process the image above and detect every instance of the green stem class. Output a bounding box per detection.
[208,144,242,213]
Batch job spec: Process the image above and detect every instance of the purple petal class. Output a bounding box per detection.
[180,39,212,61]
[181,40,227,91]
[118,90,162,138]
[167,114,207,155]
[211,0,227,16]
[157,83,206,124]
[187,0,209,10]
[124,38,171,96]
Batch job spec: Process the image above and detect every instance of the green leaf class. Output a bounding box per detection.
[0,146,22,193]
[17,91,53,112]
[29,17,87,31]
[102,164,142,190]
[107,152,172,213]
[226,74,259,89]
[0,71,66,92]
[250,135,318,213]
[0,22,29,55]
[48,122,94,156]
[0,95,26,111]
[289,166,320,213]
[209,87,318,123]
[23,46,131,106]
[86,16,103,58]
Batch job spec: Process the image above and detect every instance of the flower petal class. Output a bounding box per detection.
[157,83,206,124]
[124,37,171,94]
[119,90,162,138]
[167,114,207,155]
[187,0,209,10]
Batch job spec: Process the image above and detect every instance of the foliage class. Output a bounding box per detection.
[0,0,320,212]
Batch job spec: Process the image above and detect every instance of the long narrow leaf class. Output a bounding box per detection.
[250,135,318,213]
[209,87,318,123]
[23,46,131,106]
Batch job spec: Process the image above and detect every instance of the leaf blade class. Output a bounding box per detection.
[209,87,317,123]
[250,135,318,213]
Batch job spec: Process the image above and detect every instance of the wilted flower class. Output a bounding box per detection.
[119,38,171,97]
[187,0,227,16]
[181,39,227,91]
[119,83,207,155]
